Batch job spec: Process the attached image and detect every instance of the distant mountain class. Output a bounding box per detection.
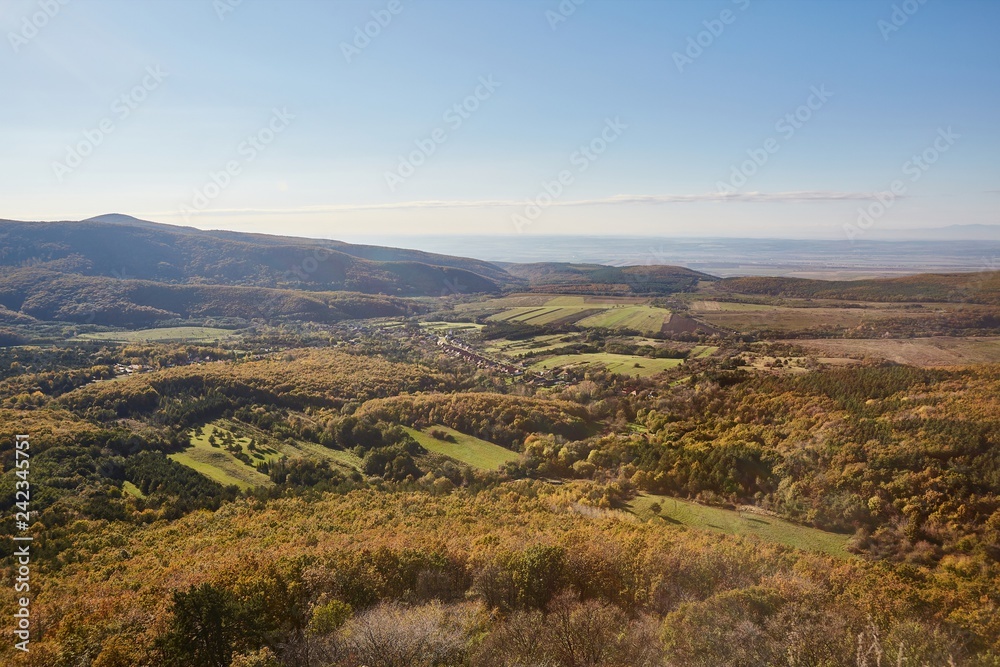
[500,262,716,294]
[0,216,722,327]
[0,216,507,295]
[719,271,1000,305]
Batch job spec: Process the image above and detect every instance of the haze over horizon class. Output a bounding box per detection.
[2,0,998,239]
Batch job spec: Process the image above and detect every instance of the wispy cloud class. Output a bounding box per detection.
[147,190,892,219]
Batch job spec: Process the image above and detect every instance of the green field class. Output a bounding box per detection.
[576,305,670,333]
[485,334,579,357]
[122,481,145,499]
[484,297,670,334]
[404,425,519,471]
[689,345,719,358]
[75,326,239,343]
[170,423,276,490]
[628,493,850,558]
[488,305,600,326]
[531,352,684,377]
[169,421,362,490]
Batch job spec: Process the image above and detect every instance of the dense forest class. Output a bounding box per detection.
[0,328,998,665]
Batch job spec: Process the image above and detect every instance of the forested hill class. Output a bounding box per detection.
[0,216,508,295]
[719,272,1000,305]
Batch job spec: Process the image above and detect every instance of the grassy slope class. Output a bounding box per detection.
[170,424,274,490]
[122,480,145,498]
[404,425,518,470]
[170,421,363,488]
[628,493,850,558]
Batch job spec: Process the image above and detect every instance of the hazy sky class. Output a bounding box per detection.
[1,0,997,239]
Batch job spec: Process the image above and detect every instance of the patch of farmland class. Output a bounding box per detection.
[795,337,1000,367]
[74,326,239,343]
[575,305,671,333]
[531,353,683,377]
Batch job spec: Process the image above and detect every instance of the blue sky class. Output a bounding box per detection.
[1,0,997,239]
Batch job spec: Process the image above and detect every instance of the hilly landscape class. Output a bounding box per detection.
[1,218,1000,666]
[0,217,720,328]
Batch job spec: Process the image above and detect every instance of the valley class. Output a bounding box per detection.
[1,217,999,666]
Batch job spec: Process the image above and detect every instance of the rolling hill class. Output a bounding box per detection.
[718,271,1000,305]
[1,215,507,295]
[499,262,715,294]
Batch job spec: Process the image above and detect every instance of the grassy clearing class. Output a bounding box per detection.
[172,420,363,487]
[74,326,239,343]
[122,481,145,499]
[627,493,851,558]
[170,423,275,490]
[531,353,684,377]
[404,425,518,471]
